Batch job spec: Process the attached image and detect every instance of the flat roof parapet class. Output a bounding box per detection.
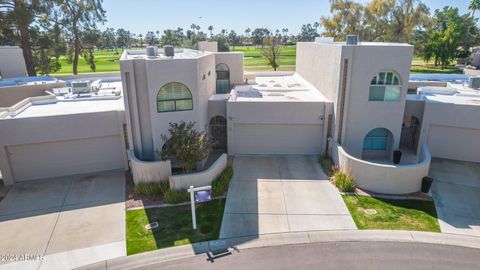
[121,48,209,61]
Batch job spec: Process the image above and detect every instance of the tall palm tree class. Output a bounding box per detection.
[208,25,213,37]
[469,0,480,17]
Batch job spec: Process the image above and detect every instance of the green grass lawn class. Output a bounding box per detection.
[411,56,462,74]
[342,195,440,232]
[52,49,122,75]
[126,199,226,255]
[51,46,461,74]
[232,45,296,71]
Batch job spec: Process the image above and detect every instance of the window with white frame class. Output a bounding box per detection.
[369,71,401,101]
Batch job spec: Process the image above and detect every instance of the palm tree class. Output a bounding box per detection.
[313,21,320,34]
[470,0,480,17]
[208,25,213,37]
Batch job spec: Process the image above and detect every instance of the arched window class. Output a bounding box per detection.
[363,128,391,150]
[216,63,230,94]
[369,71,401,101]
[157,82,193,112]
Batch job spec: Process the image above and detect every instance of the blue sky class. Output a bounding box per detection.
[102,0,471,35]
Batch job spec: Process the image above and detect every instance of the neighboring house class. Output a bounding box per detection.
[0,38,478,195]
[0,81,128,185]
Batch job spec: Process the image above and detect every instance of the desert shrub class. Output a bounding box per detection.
[331,171,356,192]
[134,182,169,196]
[164,189,190,204]
[319,155,333,176]
[211,166,234,197]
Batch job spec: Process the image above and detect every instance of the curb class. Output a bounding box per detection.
[76,230,480,270]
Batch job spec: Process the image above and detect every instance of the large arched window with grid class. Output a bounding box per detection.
[157,82,193,112]
[369,71,401,101]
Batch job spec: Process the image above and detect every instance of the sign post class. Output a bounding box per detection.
[187,185,212,230]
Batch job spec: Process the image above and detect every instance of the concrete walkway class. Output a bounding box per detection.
[430,158,480,237]
[78,230,480,270]
[219,156,356,239]
[0,170,126,270]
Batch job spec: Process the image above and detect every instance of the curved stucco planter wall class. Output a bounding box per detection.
[129,151,172,184]
[331,142,431,195]
[169,153,227,190]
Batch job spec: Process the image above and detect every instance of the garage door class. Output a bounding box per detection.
[7,135,126,182]
[233,124,323,155]
[427,125,480,163]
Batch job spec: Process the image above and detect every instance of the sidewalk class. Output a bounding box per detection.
[77,230,480,270]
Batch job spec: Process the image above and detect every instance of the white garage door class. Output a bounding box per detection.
[428,125,480,163]
[7,135,126,182]
[233,124,323,155]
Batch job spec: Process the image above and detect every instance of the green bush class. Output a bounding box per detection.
[164,189,190,204]
[331,171,356,192]
[212,166,234,197]
[134,182,169,196]
[319,155,337,176]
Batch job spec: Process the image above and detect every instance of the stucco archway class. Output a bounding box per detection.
[362,128,394,160]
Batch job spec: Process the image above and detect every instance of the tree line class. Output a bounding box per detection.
[0,0,105,75]
[320,0,479,69]
[1,0,479,75]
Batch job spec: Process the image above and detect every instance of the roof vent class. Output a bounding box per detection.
[146,46,158,57]
[346,35,358,45]
[164,45,175,57]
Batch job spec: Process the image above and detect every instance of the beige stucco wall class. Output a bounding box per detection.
[208,96,228,119]
[0,110,128,185]
[147,54,216,157]
[0,46,27,78]
[121,52,218,161]
[129,150,171,184]
[332,140,431,194]
[121,50,244,161]
[215,52,244,86]
[418,101,480,163]
[296,42,343,103]
[169,153,227,190]
[296,42,413,159]
[341,44,414,158]
[296,42,344,145]
[198,41,218,52]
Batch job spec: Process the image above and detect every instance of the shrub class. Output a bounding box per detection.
[164,189,190,204]
[212,166,234,197]
[161,121,213,173]
[134,182,169,196]
[331,171,356,192]
[319,155,338,176]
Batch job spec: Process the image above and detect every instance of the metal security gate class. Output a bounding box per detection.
[210,116,227,150]
[400,116,420,150]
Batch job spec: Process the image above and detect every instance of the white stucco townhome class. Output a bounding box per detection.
[0,38,479,195]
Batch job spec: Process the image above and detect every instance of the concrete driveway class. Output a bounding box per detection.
[220,156,356,239]
[0,170,126,270]
[431,158,480,237]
